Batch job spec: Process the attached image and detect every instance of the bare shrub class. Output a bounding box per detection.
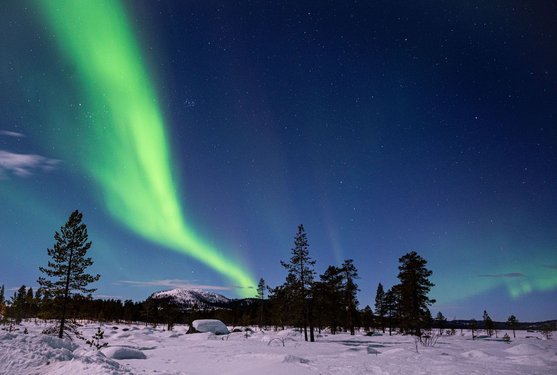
[418,330,440,347]
[268,337,295,347]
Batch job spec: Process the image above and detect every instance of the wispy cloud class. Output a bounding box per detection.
[0,130,25,138]
[477,272,525,278]
[543,264,557,270]
[117,279,238,291]
[0,150,60,178]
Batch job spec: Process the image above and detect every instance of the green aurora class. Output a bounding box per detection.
[37,0,256,295]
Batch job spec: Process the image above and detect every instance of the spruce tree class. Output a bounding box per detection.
[280,224,316,342]
[470,319,478,340]
[341,259,359,335]
[257,278,266,328]
[361,305,375,333]
[483,310,494,337]
[0,284,5,316]
[384,286,400,336]
[435,311,447,334]
[374,283,386,333]
[396,251,435,336]
[268,280,292,331]
[10,285,27,323]
[507,315,518,338]
[24,287,35,319]
[37,210,100,339]
[315,265,344,334]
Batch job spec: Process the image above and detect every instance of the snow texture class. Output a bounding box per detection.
[103,346,147,360]
[1,322,556,374]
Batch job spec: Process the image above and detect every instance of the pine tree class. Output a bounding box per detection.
[24,287,35,319]
[257,278,266,328]
[384,286,400,336]
[507,315,518,338]
[396,251,435,336]
[37,210,100,339]
[470,319,478,340]
[268,280,292,331]
[483,310,494,337]
[314,265,344,334]
[361,305,375,333]
[435,311,446,334]
[341,259,359,335]
[10,285,27,323]
[0,284,5,316]
[280,224,316,342]
[374,283,386,333]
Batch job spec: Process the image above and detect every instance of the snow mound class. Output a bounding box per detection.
[192,319,229,335]
[505,343,543,355]
[103,347,147,360]
[1,330,128,374]
[283,355,310,364]
[40,336,79,351]
[461,350,491,358]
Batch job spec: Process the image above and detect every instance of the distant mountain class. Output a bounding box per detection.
[148,288,252,310]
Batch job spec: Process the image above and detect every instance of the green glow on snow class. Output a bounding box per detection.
[38,0,255,295]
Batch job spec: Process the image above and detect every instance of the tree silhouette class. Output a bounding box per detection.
[314,265,343,334]
[280,224,316,342]
[507,315,518,338]
[470,319,478,340]
[9,285,27,323]
[374,283,386,333]
[483,310,494,337]
[257,278,266,328]
[396,251,435,335]
[0,284,5,316]
[38,210,100,338]
[341,259,359,335]
[435,311,446,334]
[384,286,400,336]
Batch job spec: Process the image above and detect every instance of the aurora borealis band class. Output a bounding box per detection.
[35,0,255,295]
[0,1,556,320]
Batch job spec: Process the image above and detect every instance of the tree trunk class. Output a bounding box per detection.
[309,300,315,342]
[59,248,74,339]
[388,315,392,336]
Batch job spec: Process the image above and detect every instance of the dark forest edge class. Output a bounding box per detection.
[1,287,555,333]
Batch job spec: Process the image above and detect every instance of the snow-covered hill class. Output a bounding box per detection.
[149,288,232,310]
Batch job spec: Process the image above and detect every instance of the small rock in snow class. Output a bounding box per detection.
[191,319,229,335]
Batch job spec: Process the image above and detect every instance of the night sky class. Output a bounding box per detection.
[1,0,556,321]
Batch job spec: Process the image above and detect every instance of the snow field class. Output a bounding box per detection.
[1,322,556,374]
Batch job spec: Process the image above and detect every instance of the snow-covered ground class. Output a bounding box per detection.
[1,322,556,374]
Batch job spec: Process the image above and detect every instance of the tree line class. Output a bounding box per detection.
[2,210,549,341]
[263,224,435,341]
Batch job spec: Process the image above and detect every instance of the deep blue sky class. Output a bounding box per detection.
[1,0,556,321]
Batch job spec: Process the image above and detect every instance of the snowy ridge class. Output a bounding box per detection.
[149,288,231,310]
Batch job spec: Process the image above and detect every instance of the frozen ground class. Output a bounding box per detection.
[1,322,556,374]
